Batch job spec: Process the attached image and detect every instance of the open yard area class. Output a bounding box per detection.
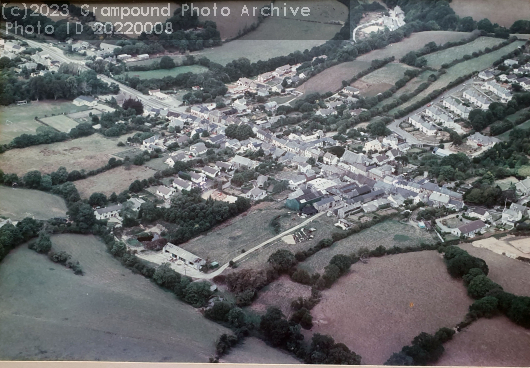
[0,133,135,176]
[424,37,505,69]
[0,187,67,221]
[122,65,209,80]
[74,166,157,198]
[222,336,300,364]
[436,316,530,366]
[40,115,79,133]
[0,100,88,145]
[0,234,229,361]
[299,220,436,273]
[451,0,530,28]
[296,60,372,94]
[310,250,472,365]
[357,31,472,62]
[352,62,416,97]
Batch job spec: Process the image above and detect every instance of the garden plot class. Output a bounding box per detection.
[40,115,79,133]
[0,186,67,221]
[0,234,230,361]
[299,220,436,273]
[310,251,472,365]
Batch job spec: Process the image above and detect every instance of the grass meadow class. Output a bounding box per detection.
[0,186,67,221]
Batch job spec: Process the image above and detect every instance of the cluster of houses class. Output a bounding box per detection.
[229,64,306,96]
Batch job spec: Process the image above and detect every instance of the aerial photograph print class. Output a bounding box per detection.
[1,0,530,366]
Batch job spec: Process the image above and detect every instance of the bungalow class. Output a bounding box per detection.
[162,243,206,270]
[245,187,267,200]
[316,109,337,117]
[452,220,488,238]
[478,70,495,81]
[172,178,193,191]
[519,77,530,91]
[164,153,188,167]
[264,101,278,111]
[94,204,122,220]
[156,186,176,200]
[467,132,500,148]
[127,198,145,211]
[73,95,97,107]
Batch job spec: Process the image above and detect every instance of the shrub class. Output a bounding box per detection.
[469,296,499,318]
[434,327,455,343]
[66,260,84,275]
[467,275,502,299]
[29,233,52,254]
[268,249,297,273]
[235,288,256,306]
[204,301,232,322]
[291,269,312,285]
[290,307,313,329]
[48,250,71,264]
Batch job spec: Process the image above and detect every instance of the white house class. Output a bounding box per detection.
[463,88,491,109]
[156,185,176,199]
[409,114,437,135]
[515,177,530,195]
[245,187,267,200]
[451,220,488,238]
[172,178,192,191]
[467,207,492,222]
[190,142,207,156]
[483,80,512,102]
[94,204,122,220]
[323,152,339,165]
[189,172,207,184]
[443,97,471,119]
[467,132,500,148]
[364,139,383,152]
[478,70,495,81]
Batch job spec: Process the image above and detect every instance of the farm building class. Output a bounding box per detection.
[94,204,122,220]
[285,188,324,211]
[162,243,206,270]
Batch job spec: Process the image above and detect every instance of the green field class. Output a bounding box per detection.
[375,70,431,109]
[40,115,79,133]
[122,65,209,80]
[498,119,530,140]
[353,62,416,97]
[393,41,526,113]
[357,31,472,62]
[0,234,230,360]
[423,37,506,69]
[0,101,88,144]
[0,186,67,221]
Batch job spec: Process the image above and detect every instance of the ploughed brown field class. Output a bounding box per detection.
[309,251,472,364]
[436,316,530,366]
